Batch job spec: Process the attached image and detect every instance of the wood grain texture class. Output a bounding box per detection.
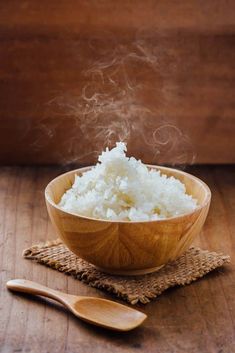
[0,165,234,353]
[6,279,147,331]
[0,1,235,165]
[45,165,211,275]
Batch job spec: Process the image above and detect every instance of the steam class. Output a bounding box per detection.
[31,32,195,167]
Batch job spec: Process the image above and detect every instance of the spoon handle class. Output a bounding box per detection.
[7,279,69,304]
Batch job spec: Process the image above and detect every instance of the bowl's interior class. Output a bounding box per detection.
[45,165,211,218]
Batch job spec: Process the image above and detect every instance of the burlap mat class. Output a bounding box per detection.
[23,240,230,305]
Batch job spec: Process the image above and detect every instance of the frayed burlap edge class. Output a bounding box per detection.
[23,240,230,305]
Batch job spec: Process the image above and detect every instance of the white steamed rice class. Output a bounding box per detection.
[59,142,197,221]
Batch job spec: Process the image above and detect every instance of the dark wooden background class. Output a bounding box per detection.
[0,0,235,165]
[1,3,235,352]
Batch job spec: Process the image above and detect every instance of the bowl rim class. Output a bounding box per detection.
[45,165,211,224]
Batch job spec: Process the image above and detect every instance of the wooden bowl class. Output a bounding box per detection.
[45,166,211,275]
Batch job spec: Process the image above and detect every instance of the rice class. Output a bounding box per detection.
[59,142,197,221]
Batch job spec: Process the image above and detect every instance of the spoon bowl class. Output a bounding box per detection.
[71,297,146,331]
[6,279,147,331]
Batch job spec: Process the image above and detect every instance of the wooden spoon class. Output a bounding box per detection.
[6,279,147,331]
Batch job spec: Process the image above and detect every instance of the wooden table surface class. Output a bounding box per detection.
[0,165,234,353]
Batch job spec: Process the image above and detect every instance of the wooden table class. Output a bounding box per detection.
[0,166,234,353]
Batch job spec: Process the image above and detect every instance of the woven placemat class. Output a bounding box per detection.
[23,240,230,305]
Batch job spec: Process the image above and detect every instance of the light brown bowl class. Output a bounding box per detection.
[45,166,211,275]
